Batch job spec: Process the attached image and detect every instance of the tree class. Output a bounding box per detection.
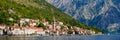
[37,22,46,29]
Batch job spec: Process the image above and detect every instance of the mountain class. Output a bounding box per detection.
[46,0,120,33]
[0,0,102,32]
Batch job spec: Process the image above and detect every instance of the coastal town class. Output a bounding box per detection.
[0,18,102,36]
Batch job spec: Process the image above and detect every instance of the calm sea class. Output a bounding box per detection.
[0,34,120,40]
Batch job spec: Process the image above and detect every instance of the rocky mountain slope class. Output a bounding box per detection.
[46,0,120,33]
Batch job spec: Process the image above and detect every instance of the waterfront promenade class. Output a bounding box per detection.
[0,34,120,40]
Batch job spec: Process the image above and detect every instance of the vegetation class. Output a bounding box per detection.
[0,0,103,33]
[37,22,46,29]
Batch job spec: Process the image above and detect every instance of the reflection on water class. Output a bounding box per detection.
[0,36,39,40]
[0,35,120,40]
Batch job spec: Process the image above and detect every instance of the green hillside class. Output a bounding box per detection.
[0,0,102,32]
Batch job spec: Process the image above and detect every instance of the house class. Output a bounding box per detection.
[43,22,49,26]
[0,24,5,30]
[0,30,3,35]
[8,9,15,14]
[24,28,35,35]
[90,30,96,34]
[46,24,53,30]
[19,19,25,27]
[56,26,61,30]
[12,28,24,35]
[24,18,30,22]
[9,18,14,21]
[35,28,45,35]
[0,24,4,35]
[29,22,37,27]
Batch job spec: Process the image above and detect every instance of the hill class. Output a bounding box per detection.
[0,0,102,33]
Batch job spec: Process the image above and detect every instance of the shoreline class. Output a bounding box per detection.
[0,34,104,37]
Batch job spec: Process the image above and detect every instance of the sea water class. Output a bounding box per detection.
[0,34,120,40]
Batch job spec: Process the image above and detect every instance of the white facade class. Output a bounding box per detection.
[0,30,3,35]
[36,31,45,35]
[12,28,24,35]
